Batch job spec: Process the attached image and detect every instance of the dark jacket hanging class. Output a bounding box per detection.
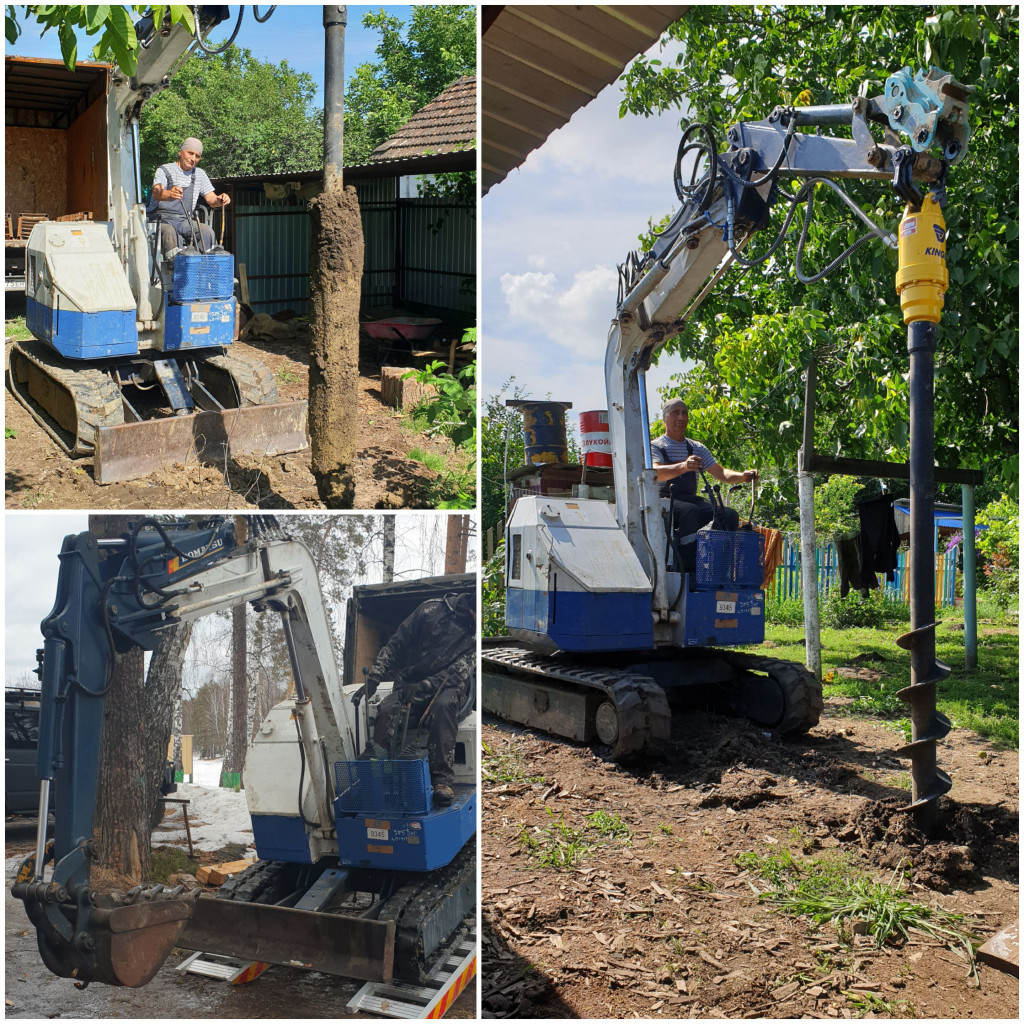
[856,494,901,591]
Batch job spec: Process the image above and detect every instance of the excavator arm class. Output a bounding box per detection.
[603,66,970,625]
[12,516,358,987]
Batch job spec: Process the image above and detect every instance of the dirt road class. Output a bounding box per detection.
[5,331,450,510]
[482,703,1019,1019]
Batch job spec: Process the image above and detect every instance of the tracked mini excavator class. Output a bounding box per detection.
[7,7,308,484]
[12,517,475,989]
[483,66,970,759]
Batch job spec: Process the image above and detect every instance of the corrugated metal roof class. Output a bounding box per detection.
[369,75,477,162]
[482,5,690,194]
[211,149,474,190]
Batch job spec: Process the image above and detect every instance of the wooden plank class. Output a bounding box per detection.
[801,453,984,486]
[977,919,1019,977]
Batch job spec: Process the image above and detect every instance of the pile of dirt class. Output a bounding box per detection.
[482,702,1019,1019]
[4,332,452,509]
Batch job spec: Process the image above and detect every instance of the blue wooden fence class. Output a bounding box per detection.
[770,536,959,607]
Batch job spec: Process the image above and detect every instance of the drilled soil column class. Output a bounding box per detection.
[308,184,364,507]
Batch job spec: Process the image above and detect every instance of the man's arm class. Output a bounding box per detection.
[707,462,758,484]
[653,454,704,482]
[151,167,182,202]
[203,190,231,208]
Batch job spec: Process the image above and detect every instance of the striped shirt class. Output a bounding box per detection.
[650,434,717,470]
[146,162,215,215]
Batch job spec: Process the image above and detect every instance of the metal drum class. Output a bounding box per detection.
[507,400,572,465]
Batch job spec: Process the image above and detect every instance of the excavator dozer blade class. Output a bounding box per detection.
[93,401,309,485]
[18,888,196,988]
[179,897,396,982]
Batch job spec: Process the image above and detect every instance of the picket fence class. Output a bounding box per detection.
[769,536,959,607]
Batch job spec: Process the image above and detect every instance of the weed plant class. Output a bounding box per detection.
[519,806,632,868]
[737,849,979,976]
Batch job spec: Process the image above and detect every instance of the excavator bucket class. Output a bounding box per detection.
[93,401,309,485]
[17,884,196,988]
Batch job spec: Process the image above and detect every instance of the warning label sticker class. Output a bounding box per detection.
[900,219,918,237]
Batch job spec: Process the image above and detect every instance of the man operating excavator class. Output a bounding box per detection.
[652,397,759,576]
[365,592,476,806]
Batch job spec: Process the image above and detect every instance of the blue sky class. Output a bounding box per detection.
[481,37,695,425]
[6,4,416,105]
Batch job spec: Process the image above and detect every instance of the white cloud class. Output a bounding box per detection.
[500,266,618,359]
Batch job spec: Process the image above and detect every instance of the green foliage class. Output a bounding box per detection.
[820,589,911,629]
[765,595,805,625]
[5,427,16,440]
[975,493,1019,609]
[406,448,475,510]
[482,543,507,637]
[138,44,323,184]
[4,315,32,342]
[481,381,527,538]
[623,7,1019,505]
[813,476,862,540]
[6,5,194,74]
[344,5,476,164]
[404,357,476,450]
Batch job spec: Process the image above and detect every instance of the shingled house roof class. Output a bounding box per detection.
[369,75,476,162]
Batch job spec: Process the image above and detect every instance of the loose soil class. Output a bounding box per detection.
[4,329,457,510]
[4,834,476,1018]
[482,700,1019,1019]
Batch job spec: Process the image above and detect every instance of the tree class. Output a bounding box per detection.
[138,44,323,184]
[343,5,476,164]
[222,516,248,784]
[88,516,148,883]
[621,6,1018,507]
[5,4,194,74]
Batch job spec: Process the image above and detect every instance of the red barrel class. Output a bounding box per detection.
[579,410,612,468]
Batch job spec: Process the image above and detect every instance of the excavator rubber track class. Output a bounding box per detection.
[8,340,308,482]
[8,338,124,453]
[482,641,672,758]
[482,639,822,759]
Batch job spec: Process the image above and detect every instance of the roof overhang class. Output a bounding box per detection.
[482,5,690,194]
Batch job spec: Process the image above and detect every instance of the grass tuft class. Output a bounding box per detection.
[738,848,979,977]
[519,805,632,869]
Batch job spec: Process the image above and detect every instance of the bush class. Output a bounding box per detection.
[766,596,804,625]
[820,588,910,629]
[976,494,1019,611]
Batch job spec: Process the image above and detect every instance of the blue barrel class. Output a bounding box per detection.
[507,400,572,465]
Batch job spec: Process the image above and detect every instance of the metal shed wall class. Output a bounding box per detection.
[228,177,474,318]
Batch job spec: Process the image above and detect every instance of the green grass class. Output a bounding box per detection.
[482,739,545,787]
[149,845,199,884]
[748,614,1018,749]
[276,367,301,385]
[738,846,979,977]
[5,315,32,341]
[519,805,633,869]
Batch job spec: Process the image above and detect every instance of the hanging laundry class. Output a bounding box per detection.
[753,525,784,589]
[833,531,868,598]
[856,494,901,592]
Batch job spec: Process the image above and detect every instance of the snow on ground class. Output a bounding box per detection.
[162,759,256,855]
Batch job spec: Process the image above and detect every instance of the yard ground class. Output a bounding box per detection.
[4,315,466,510]
[481,621,1019,1020]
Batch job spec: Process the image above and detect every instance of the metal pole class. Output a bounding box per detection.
[323,6,347,191]
[961,483,978,669]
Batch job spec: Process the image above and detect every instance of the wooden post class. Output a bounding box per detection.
[799,358,822,680]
